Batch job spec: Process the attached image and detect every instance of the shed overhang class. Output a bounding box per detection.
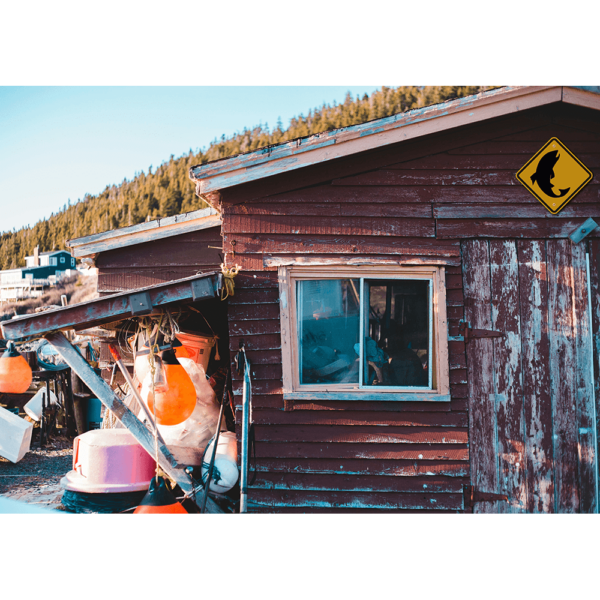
[66,207,221,259]
[0,271,222,340]
[189,86,600,195]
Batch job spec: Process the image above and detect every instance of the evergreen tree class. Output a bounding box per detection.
[0,86,497,270]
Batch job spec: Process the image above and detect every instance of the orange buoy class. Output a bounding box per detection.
[0,342,33,394]
[146,349,196,426]
[133,476,187,514]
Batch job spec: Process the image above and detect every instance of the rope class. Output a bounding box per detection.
[220,263,241,301]
[144,315,164,485]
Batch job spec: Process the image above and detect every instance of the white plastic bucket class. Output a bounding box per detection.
[23,388,58,422]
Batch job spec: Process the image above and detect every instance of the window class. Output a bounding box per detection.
[279,265,449,401]
[60,256,65,263]
[71,258,75,266]
[50,257,57,266]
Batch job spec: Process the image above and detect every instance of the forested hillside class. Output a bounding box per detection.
[0,86,494,270]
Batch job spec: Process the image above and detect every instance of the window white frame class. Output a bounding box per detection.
[50,257,57,266]
[60,256,65,263]
[278,264,450,402]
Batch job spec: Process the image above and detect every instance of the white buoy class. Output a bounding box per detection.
[201,431,239,493]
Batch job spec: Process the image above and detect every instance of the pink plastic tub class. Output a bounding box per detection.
[60,429,155,494]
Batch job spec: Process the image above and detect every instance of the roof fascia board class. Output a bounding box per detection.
[67,208,221,258]
[562,87,600,111]
[191,86,563,194]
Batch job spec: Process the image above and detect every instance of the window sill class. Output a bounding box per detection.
[283,391,451,402]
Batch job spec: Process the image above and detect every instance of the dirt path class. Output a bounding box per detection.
[0,436,73,510]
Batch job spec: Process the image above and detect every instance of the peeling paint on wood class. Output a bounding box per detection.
[489,240,526,513]
[434,203,600,220]
[251,425,468,445]
[462,240,498,514]
[264,255,459,268]
[246,489,463,510]
[518,240,554,513]
[240,409,468,427]
[438,219,600,240]
[251,472,465,493]
[251,458,469,477]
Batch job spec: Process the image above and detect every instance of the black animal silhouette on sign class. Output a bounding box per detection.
[530,150,570,198]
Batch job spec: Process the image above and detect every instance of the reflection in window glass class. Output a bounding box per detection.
[364,280,429,387]
[297,279,360,384]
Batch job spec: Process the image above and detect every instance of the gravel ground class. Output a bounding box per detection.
[0,434,73,511]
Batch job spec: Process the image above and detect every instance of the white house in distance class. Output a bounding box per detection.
[0,246,77,303]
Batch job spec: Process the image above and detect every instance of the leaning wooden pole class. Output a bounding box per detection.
[45,331,222,514]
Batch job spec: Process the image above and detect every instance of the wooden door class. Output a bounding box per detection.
[462,239,598,513]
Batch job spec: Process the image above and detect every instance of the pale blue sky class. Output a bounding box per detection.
[0,86,380,233]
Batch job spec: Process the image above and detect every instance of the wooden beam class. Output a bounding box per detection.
[45,331,223,514]
[1,272,220,340]
[265,256,460,268]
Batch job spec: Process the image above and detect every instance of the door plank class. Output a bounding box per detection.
[588,240,600,506]
[547,239,580,512]
[517,240,554,513]
[489,240,526,513]
[462,240,498,514]
[571,242,598,512]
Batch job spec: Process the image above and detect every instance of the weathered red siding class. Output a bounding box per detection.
[222,102,600,512]
[96,227,222,293]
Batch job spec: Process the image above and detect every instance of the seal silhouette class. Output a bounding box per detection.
[530,150,570,198]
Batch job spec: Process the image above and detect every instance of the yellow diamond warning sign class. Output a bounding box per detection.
[516,137,593,214]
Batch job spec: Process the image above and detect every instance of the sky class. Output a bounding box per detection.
[0,86,380,232]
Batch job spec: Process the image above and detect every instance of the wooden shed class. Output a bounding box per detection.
[26,85,598,514]
[183,85,599,514]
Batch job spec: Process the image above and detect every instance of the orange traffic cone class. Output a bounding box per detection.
[133,476,187,514]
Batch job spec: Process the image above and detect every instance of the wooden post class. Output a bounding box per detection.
[45,331,223,514]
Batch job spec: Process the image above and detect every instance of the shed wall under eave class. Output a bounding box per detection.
[96,226,222,294]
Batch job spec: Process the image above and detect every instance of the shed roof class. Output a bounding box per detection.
[0,271,221,340]
[189,86,600,197]
[66,207,221,259]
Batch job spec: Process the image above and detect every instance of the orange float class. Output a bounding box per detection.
[146,349,197,426]
[0,341,33,394]
[133,476,187,514]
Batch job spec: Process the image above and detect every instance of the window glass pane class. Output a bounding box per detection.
[297,279,360,384]
[363,279,429,387]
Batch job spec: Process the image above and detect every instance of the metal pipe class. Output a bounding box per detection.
[200,374,228,514]
[240,350,251,514]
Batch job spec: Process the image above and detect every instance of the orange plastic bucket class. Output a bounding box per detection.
[174,331,215,371]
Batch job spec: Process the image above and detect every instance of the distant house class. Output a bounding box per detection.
[0,246,77,302]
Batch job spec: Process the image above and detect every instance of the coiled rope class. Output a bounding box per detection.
[220,264,241,301]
